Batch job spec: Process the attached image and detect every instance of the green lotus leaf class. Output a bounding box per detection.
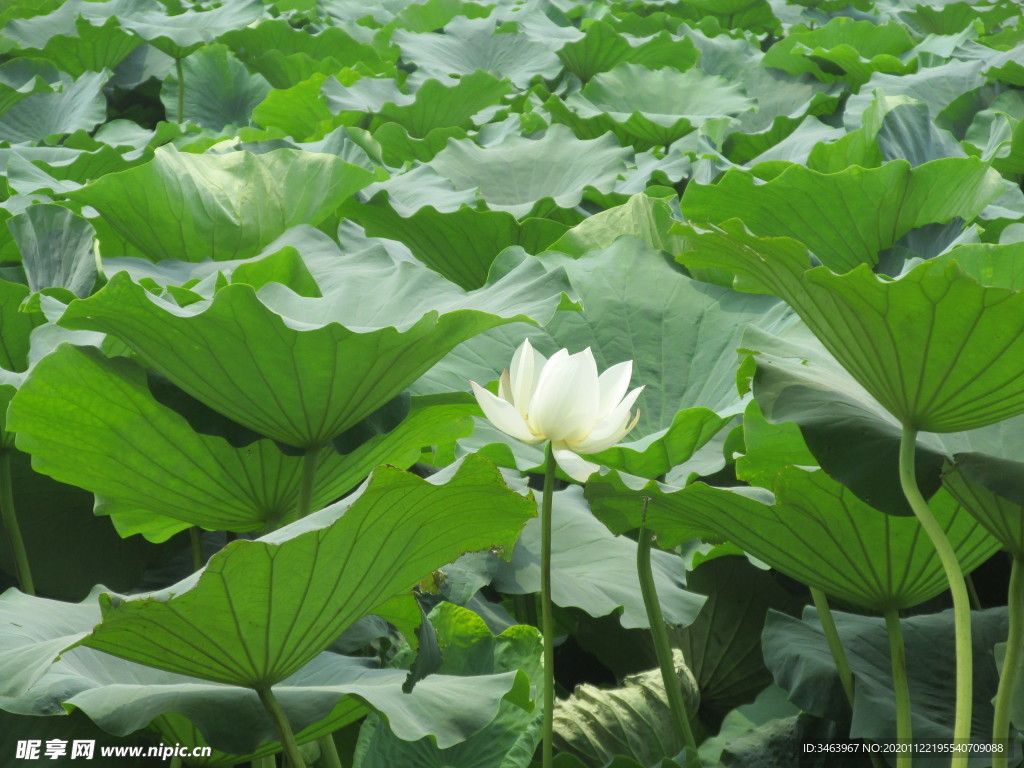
[67,146,374,263]
[0,280,44,446]
[377,124,632,218]
[675,221,1024,432]
[370,71,512,138]
[547,193,684,258]
[2,9,139,77]
[341,195,568,289]
[221,19,392,89]
[7,344,476,539]
[550,64,754,149]
[943,455,1024,559]
[763,17,914,85]
[0,70,109,144]
[585,467,1000,612]
[490,486,705,629]
[674,558,803,731]
[555,20,700,81]
[763,608,1009,747]
[113,0,265,59]
[160,44,271,130]
[6,203,96,297]
[58,249,571,448]
[70,456,533,689]
[354,602,543,768]
[0,590,523,756]
[393,17,561,88]
[681,158,1003,273]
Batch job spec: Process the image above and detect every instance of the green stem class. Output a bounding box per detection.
[316,735,342,768]
[540,441,557,768]
[637,499,697,752]
[966,572,982,611]
[992,556,1023,768]
[885,608,913,768]
[0,451,34,595]
[256,686,306,768]
[899,426,972,767]
[169,758,182,768]
[810,588,887,768]
[810,588,857,708]
[296,446,321,521]
[175,57,185,123]
[189,527,204,572]
[251,756,277,768]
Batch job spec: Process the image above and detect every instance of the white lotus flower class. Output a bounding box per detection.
[470,339,643,481]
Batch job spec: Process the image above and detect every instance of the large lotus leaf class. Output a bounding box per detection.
[221,19,391,89]
[547,193,684,258]
[2,11,139,77]
[935,241,1024,291]
[57,251,571,448]
[0,591,522,756]
[763,608,1010,749]
[675,222,1024,433]
[763,17,915,87]
[393,17,561,88]
[490,486,704,630]
[160,44,271,129]
[0,62,55,118]
[421,240,791,437]
[371,71,511,138]
[742,323,947,515]
[67,146,373,263]
[249,73,347,143]
[0,450,168,602]
[339,196,568,289]
[6,203,95,297]
[674,557,804,730]
[585,468,1000,612]
[113,0,264,59]
[0,70,109,143]
[353,603,542,768]
[745,320,1024,537]
[392,124,632,218]
[0,280,43,446]
[552,651,699,767]
[680,158,1003,273]
[555,20,700,81]
[550,65,754,149]
[69,456,533,688]
[7,344,475,539]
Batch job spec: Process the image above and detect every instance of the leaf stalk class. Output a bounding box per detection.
[899,426,971,768]
[885,608,913,768]
[992,556,1023,768]
[0,451,34,595]
[637,497,697,753]
[256,685,307,768]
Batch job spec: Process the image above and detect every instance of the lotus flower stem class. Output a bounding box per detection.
[175,58,185,123]
[295,446,321,522]
[0,451,34,595]
[810,588,886,768]
[256,685,307,768]
[992,556,1023,768]
[540,441,556,768]
[637,498,697,753]
[317,735,343,768]
[189,527,204,572]
[884,608,913,768]
[899,426,971,767]
[810,588,857,706]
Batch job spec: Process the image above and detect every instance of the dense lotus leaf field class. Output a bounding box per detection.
[0,0,1022,766]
